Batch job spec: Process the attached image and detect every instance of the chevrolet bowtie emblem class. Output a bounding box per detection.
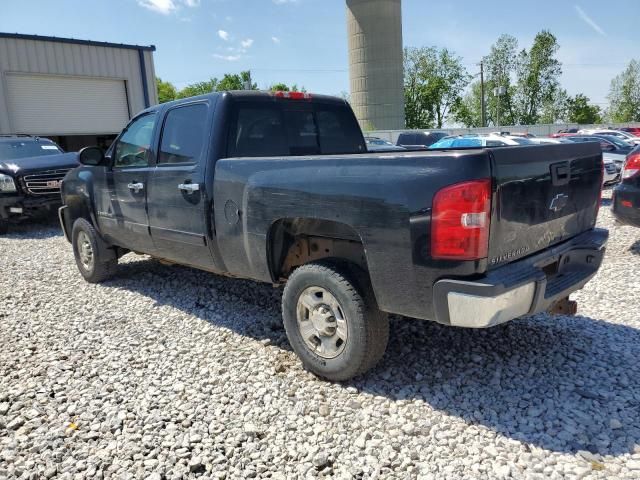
[549,193,569,212]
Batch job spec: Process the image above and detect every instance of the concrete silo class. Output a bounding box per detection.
[346,0,405,131]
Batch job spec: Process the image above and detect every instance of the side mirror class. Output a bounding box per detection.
[78,146,106,166]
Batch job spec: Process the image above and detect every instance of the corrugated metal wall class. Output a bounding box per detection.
[369,123,640,142]
[0,36,157,135]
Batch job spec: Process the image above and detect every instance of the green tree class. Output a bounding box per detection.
[177,78,219,98]
[176,71,257,99]
[268,83,305,92]
[607,59,640,122]
[539,88,569,124]
[566,94,602,124]
[484,34,519,126]
[216,71,257,91]
[513,30,562,124]
[453,80,484,127]
[404,46,471,128]
[156,77,177,104]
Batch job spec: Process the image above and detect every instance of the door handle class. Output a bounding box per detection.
[178,183,200,193]
[127,182,144,193]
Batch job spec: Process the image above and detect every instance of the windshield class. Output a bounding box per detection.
[429,137,483,148]
[509,137,534,145]
[0,140,63,160]
[365,138,393,146]
[597,135,633,148]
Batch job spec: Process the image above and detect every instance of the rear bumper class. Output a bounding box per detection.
[432,228,608,328]
[612,184,640,228]
[0,194,62,220]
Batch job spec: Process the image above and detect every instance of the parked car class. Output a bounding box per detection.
[364,136,406,152]
[618,127,640,136]
[429,134,532,148]
[602,155,621,184]
[60,91,607,381]
[396,131,448,149]
[0,135,78,234]
[550,128,579,138]
[578,129,640,145]
[612,145,640,227]
[528,137,574,145]
[564,135,634,174]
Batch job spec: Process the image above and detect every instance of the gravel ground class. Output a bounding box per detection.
[1,189,639,479]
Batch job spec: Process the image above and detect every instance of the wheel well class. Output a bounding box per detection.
[268,218,367,282]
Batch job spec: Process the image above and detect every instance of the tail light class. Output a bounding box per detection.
[273,91,312,100]
[622,152,640,179]
[431,179,491,260]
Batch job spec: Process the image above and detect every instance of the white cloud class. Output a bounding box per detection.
[271,36,281,44]
[213,53,241,61]
[574,5,606,37]
[137,0,177,14]
[240,38,254,49]
[137,0,199,14]
[218,29,230,41]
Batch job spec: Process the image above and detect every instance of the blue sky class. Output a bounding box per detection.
[2,0,638,107]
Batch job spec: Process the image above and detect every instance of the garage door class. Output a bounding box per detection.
[6,74,130,135]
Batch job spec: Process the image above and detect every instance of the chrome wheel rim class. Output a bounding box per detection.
[77,231,94,271]
[296,286,348,359]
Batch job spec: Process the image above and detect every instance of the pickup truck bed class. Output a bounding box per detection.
[60,91,607,380]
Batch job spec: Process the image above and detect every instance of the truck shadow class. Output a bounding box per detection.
[109,257,639,457]
[2,216,62,239]
[630,240,640,255]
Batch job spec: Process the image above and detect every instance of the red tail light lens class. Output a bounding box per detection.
[273,91,312,100]
[431,179,492,260]
[622,153,640,179]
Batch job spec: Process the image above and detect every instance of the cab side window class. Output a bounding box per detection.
[114,113,156,168]
[158,104,208,165]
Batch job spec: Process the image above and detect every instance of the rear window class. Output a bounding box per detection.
[227,102,365,157]
[0,140,63,160]
[396,133,415,145]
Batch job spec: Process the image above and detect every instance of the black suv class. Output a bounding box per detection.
[0,135,78,234]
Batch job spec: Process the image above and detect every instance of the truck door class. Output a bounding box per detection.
[146,101,216,268]
[99,112,156,253]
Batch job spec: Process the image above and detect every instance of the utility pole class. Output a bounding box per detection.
[479,61,486,127]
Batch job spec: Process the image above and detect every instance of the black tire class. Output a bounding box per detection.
[71,218,118,283]
[282,261,389,381]
[0,220,8,235]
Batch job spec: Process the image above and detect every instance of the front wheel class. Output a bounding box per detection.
[282,261,389,381]
[72,218,118,283]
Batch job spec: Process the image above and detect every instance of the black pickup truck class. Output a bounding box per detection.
[59,91,607,380]
[0,135,78,234]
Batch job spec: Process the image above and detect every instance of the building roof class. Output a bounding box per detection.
[0,32,156,51]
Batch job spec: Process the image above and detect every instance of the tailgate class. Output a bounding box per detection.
[487,142,602,269]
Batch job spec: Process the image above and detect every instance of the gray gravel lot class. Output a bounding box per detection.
[1,189,639,479]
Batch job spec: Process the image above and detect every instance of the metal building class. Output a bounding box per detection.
[346,0,405,130]
[0,33,157,151]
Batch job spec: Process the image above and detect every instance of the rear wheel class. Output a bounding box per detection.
[282,261,388,381]
[72,218,117,283]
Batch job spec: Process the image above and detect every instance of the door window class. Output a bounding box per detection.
[114,113,156,168]
[158,104,208,165]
